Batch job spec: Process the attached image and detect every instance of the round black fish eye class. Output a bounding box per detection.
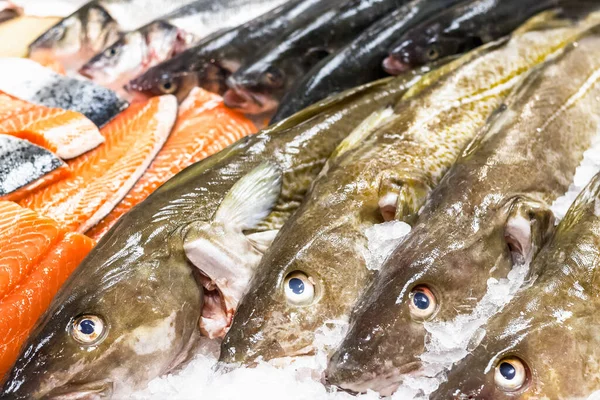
[104,47,117,57]
[284,271,315,306]
[495,357,528,391]
[70,315,107,345]
[159,80,178,95]
[426,45,440,61]
[408,285,437,320]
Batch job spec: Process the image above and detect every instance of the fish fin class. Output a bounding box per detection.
[214,162,283,230]
[328,107,395,163]
[505,197,555,269]
[378,178,431,224]
[246,229,279,253]
[557,173,600,233]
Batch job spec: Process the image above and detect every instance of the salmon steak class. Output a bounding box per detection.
[20,95,178,233]
[87,88,256,239]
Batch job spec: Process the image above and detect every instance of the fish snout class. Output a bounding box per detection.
[382,55,411,75]
[223,86,278,115]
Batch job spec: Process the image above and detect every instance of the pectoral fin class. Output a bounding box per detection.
[215,162,283,230]
[504,197,555,270]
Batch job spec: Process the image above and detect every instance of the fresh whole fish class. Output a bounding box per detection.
[0,75,411,399]
[325,27,600,396]
[218,12,592,368]
[270,0,465,124]
[28,0,121,74]
[382,0,558,75]
[224,0,409,116]
[0,58,128,128]
[430,173,600,399]
[79,0,287,99]
[0,0,21,24]
[126,0,339,102]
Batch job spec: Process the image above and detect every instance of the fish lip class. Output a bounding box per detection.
[223,86,263,111]
[328,361,423,396]
[382,56,411,75]
[78,65,94,79]
[43,380,113,400]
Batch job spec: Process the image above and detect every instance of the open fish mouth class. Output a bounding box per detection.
[327,361,423,396]
[44,380,113,400]
[382,55,411,75]
[223,86,278,115]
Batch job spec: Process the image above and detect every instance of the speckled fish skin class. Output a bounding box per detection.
[383,0,558,75]
[431,171,600,400]
[0,58,128,128]
[0,134,65,198]
[270,0,464,124]
[126,0,340,102]
[28,0,121,73]
[325,28,600,396]
[219,15,594,368]
[224,0,409,115]
[0,76,409,400]
[79,0,287,99]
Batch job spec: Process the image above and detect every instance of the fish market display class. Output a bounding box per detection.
[0,74,414,399]
[87,87,256,240]
[224,0,407,115]
[326,29,600,396]
[79,0,287,99]
[0,134,68,202]
[431,173,600,399]
[271,0,465,123]
[28,1,121,74]
[127,0,336,102]
[0,1,21,23]
[20,95,177,233]
[0,201,94,378]
[382,0,558,74]
[219,12,591,368]
[0,97,104,159]
[0,58,128,127]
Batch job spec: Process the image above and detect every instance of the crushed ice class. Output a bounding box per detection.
[364,221,411,271]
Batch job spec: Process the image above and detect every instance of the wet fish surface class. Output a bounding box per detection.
[0,76,409,399]
[271,0,464,123]
[0,58,128,128]
[224,0,409,115]
[79,0,287,99]
[126,0,340,102]
[430,172,600,399]
[325,26,600,396]
[383,0,558,74]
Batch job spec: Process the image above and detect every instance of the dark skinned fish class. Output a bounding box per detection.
[325,26,600,397]
[28,0,121,74]
[430,173,600,399]
[270,0,465,124]
[79,0,286,99]
[0,74,412,400]
[0,58,128,128]
[223,0,409,116]
[126,0,341,102]
[382,0,558,75]
[217,12,591,368]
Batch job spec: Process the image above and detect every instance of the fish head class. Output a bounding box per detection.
[219,220,371,366]
[80,21,190,98]
[28,2,120,72]
[0,227,203,399]
[325,187,555,395]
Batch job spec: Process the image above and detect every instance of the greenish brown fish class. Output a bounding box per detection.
[325,27,600,397]
[0,74,414,400]
[431,170,600,399]
[218,11,593,369]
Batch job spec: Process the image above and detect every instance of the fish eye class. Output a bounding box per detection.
[70,315,107,345]
[494,357,528,392]
[104,47,117,57]
[159,80,179,94]
[426,45,440,61]
[408,285,437,320]
[283,271,315,306]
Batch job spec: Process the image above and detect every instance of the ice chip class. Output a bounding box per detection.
[364,220,411,270]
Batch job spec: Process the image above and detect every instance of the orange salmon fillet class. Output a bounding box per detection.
[0,107,104,159]
[0,201,64,300]
[87,88,256,239]
[20,95,178,233]
[0,93,35,121]
[0,231,94,378]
